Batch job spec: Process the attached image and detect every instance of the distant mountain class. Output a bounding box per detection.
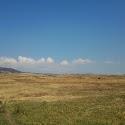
[0,67,21,73]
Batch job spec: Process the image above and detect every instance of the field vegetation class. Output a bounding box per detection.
[0,73,125,125]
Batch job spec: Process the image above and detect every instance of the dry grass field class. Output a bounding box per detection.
[0,73,125,125]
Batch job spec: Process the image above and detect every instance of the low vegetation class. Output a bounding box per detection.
[0,73,125,125]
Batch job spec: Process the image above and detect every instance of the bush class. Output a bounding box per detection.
[13,103,26,115]
[0,100,6,113]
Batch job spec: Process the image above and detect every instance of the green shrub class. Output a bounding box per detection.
[13,103,26,115]
[0,100,6,113]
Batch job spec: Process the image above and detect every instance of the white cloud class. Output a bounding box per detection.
[0,56,55,66]
[0,57,17,66]
[73,58,92,65]
[37,58,45,64]
[0,56,93,67]
[46,57,54,64]
[0,56,123,74]
[0,56,95,73]
[18,56,35,65]
[60,60,69,66]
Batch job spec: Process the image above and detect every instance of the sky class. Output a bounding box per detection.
[0,0,125,74]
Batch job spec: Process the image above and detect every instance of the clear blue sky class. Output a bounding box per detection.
[0,0,125,73]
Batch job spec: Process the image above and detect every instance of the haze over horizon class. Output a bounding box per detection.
[0,0,125,74]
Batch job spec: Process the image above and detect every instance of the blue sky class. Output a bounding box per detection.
[0,0,125,74]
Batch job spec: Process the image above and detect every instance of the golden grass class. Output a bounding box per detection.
[0,73,125,102]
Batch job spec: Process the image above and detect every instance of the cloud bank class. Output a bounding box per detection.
[0,56,92,66]
[72,58,93,65]
[0,56,123,74]
[0,56,94,73]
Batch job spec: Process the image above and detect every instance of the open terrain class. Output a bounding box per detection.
[0,73,125,125]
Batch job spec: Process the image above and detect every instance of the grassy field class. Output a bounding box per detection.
[0,73,125,125]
